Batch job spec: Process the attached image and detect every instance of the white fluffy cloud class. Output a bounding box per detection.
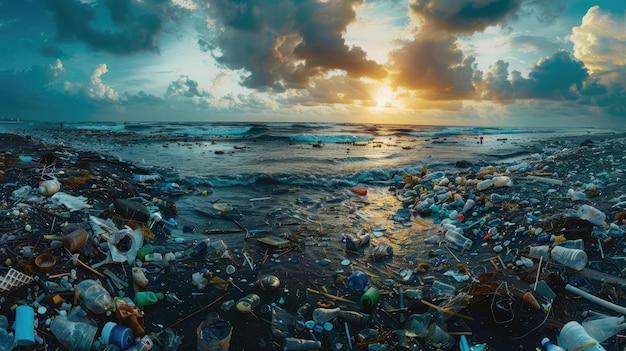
[570,6,626,75]
[64,63,119,101]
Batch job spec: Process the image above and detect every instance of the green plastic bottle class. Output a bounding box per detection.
[134,291,164,307]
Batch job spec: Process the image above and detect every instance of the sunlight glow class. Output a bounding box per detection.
[375,86,394,109]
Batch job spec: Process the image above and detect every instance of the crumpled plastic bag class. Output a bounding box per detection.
[108,227,143,264]
[50,192,91,211]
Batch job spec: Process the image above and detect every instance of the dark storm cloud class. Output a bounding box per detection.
[204,0,385,91]
[387,35,481,99]
[105,0,132,24]
[44,0,163,55]
[483,51,590,100]
[39,45,64,58]
[409,0,523,34]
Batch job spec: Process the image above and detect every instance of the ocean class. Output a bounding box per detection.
[2,121,624,350]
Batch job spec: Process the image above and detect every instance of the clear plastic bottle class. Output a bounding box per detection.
[76,279,112,314]
[444,229,472,250]
[577,205,607,227]
[312,307,340,323]
[550,246,588,271]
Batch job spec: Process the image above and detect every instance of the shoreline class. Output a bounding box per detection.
[1,130,626,350]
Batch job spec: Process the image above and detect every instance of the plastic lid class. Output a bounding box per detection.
[540,337,550,346]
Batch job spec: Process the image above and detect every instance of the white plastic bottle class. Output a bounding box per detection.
[577,205,607,227]
[550,246,588,271]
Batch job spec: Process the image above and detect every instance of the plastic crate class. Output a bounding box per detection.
[0,268,33,291]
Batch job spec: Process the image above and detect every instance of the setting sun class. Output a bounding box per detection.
[375,86,395,109]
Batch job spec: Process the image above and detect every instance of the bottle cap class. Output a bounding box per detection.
[541,337,550,346]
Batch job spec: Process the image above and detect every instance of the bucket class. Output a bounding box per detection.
[197,318,232,351]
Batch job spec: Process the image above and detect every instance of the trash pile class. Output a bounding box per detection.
[1,132,626,351]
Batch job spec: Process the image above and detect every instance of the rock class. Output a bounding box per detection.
[455,160,473,168]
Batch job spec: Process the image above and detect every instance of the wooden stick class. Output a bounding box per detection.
[444,246,460,263]
[166,292,229,329]
[419,299,475,321]
[306,288,355,304]
[534,256,543,291]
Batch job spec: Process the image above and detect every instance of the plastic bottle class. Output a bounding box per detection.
[582,315,626,343]
[282,337,322,351]
[50,313,98,351]
[62,228,89,252]
[444,228,472,250]
[76,279,112,314]
[312,307,340,323]
[550,246,588,271]
[577,205,607,227]
[493,176,513,187]
[559,321,606,351]
[133,291,164,307]
[475,179,493,191]
[529,245,551,258]
[541,337,565,351]
[37,179,61,196]
[460,199,475,215]
[235,294,260,313]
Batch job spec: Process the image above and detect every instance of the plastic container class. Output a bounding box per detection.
[282,337,322,351]
[63,228,89,252]
[541,337,565,351]
[197,318,232,351]
[38,179,61,196]
[361,287,380,312]
[347,271,368,292]
[76,279,112,314]
[312,307,340,324]
[559,321,606,351]
[426,324,455,350]
[577,205,607,227]
[15,305,35,346]
[550,246,587,271]
[102,322,134,351]
[235,294,260,313]
[50,314,98,351]
[475,179,494,191]
[582,315,626,343]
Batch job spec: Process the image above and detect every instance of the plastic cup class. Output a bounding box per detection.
[62,228,89,252]
[15,305,35,346]
[197,318,232,351]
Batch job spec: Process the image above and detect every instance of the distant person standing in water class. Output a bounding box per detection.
[479,136,483,144]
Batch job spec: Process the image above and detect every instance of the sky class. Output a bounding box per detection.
[0,0,625,127]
